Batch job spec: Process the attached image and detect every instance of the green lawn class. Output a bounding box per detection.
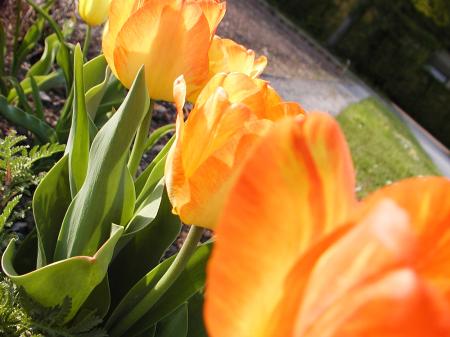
[337,97,440,198]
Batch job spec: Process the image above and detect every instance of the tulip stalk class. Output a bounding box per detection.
[82,25,92,60]
[108,225,204,336]
[128,101,154,177]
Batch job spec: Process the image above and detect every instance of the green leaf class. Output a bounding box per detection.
[2,224,124,323]
[29,76,45,120]
[25,0,72,87]
[33,155,71,268]
[66,45,90,197]
[154,304,188,337]
[26,33,60,77]
[7,70,65,102]
[135,136,174,196]
[0,95,56,143]
[9,78,34,114]
[12,18,45,76]
[94,77,127,128]
[79,275,111,319]
[83,54,108,93]
[0,21,6,78]
[109,185,181,310]
[144,124,175,152]
[107,243,212,336]
[53,67,149,260]
[0,195,22,231]
[187,292,208,337]
[86,68,112,120]
[135,155,167,209]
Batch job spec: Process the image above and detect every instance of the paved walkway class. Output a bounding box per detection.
[219,0,450,176]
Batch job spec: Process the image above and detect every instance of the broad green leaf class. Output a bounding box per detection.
[109,185,181,310]
[26,33,60,77]
[53,67,149,260]
[107,243,212,336]
[2,224,124,323]
[79,275,111,319]
[154,304,188,337]
[0,95,55,143]
[86,68,111,120]
[135,136,174,196]
[134,326,156,337]
[94,77,126,128]
[13,228,38,275]
[66,45,89,196]
[83,54,107,92]
[33,155,71,268]
[7,70,65,102]
[187,292,208,337]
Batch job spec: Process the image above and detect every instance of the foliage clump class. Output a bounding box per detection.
[0,133,64,247]
[0,274,107,337]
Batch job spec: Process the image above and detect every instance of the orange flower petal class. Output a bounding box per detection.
[205,113,356,337]
[195,72,305,119]
[102,0,141,75]
[112,1,211,101]
[189,0,226,35]
[208,36,268,79]
[359,177,450,299]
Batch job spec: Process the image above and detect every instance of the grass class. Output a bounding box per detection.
[337,97,440,198]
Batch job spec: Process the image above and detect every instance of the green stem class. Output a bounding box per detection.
[109,226,204,337]
[128,101,154,177]
[82,25,92,60]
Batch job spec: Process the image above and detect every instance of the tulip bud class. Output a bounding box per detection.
[78,0,111,26]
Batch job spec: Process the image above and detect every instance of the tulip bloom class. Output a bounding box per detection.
[208,36,267,79]
[164,73,304,229]
[79,0,111,26]
[103,0,227,101]
[205,113,450,337]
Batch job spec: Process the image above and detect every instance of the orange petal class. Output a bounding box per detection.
[205,113,356,337]
[268,197,450,337]
[189,0,226,36]
[359,177,450,299]
[208,36,268,79]
[195,72,304,120]
[102,0,141,75]
[113,1,210,101]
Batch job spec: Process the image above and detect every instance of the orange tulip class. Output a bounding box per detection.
[208,36,267,79]
[164,73,304,229]
[103,0,226,101]
[205,113,450,337]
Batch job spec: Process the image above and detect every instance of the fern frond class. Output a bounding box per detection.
[0,195,22,231]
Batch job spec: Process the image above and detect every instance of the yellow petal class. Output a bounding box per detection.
[79,0,111,26]
[208,36,267,79]
[205,113,356,337]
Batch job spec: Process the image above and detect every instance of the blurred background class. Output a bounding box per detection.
[269,0,450,148]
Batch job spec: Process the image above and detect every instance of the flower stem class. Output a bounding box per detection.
[108,226,204,337]
[128,101,154,177]
[82,25,92,60]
